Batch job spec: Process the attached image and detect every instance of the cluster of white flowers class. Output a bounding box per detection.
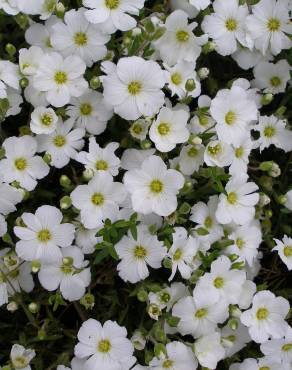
[0,0,291,369]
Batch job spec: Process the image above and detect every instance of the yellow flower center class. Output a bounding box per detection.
[13,356,29,369]
[256,307,269,320]
[91,192,104,206]
[14,157,27,171]
[131,123,143,134]
[225,110,236,125]
[80,103,92,116]
[227,192,237,205]
[282,343,292,352]
[128,81,142,95]
[150,179,164,194]
[176,30,189,42]
[105,0,119,9]
[283,245,292,257]
[187,146,198,157]
[53,135,66,147]
[95,160,108,171]
[37,229,52,243]
[236,238,245,249]
[204,216,213,229]
[195,308,208,318]
[159,291,171,303]
[41,113,53,126]
[173,248,183,261]
[213,276,224,288]
[163,359,174,368]
[207,144,221,156]
[98,339,111,353]
[270,76,281,87]
[267,18,280,32]
[157,122,170,136]
[134,245,147,259]
[54,71,67,85]
[235,146,244,158]
[171,72,182,85]
[264,126,276,138]
[74,32,88,46]
[259,367,270,370]
[225,18,237,31]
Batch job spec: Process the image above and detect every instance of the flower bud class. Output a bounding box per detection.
[80,293,95,310]
[154,343,167,359]
[59,175,72,188]
[28,302,39,314]
[202,41,216,54]
[5,43,16,56]
[20,77,29,89]
[60,195,72,210]
[43,152,52,165]
[185,78,196,92]
[259,161,274,171]
[131,330,146,350]
[198,67,209,80]
[166,315,180,327]
[140,140,152,149]
[7,301,18,312]
[228,318,239,330]
[90,76,101,90]
[259,192,270,207]
[152,323,166,342]
[268,163,281,177]
[55,2,65,18]
[148,303,161,320]
[261,93,273,105]
[162,257,172,269]
[137,288,148,302]
[82,168,95,181]
[278,195,287,205]
[31,260,41,273]
[38,329,46,340]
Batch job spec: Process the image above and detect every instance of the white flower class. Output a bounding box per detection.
[0,214,7,237]
[37,119,85,168]
[83,0,145,33]
[76,138,120,176]
[101,57,165,120]
[190,195,224,244]
[202,0,250,55]
[229,134,254,179]
[210,85,258,146]
[115,225,167,283]
[149,341,198,369]
[19,46,44,76]
[173,291,228,338]
[215,177,259,225]
[5,87,23,117]
[124,155,184,216]
[10,344,35,370]
[120,149,155,171]
[284,190,292,211]
[236,357,281,370]
[149,106,190,152]
[71,172,127,229]
[164,61,201,99]
[33,52,88,107]
[260,326,292,364]
[204,140,233,167]
[246,0,292,55]
[0,0,19,15]
[74,319,136,370]
[178,143,205,176]
[14,205,75,263]
[148,282,188,312]
[194,255,246,305]
[75,220,100,254]
[273,235,292,270]
[38,246,91,301]
[194,332,225,369]
[25,16,58,51]
[0,136,49,191]
[168,227,197,281]
[254,115,292,152]
[253,60,291,94]
[155,10,207,66]
[221,323,251,357]
[0,60,20,98]
[66,90,113,135]
[129,119,150,141]
[241,290,290,343]
[30,106,58,134]
[51,8,110,67]
[0,182,23,215]
[190,0,210,10]
[226,223,262,266]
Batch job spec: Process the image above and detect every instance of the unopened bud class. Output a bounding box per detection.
[43,152,52,165]
[59,175,71,188]
[140,140,152,149]
[131,331,146,350]
[198,67,209,80]
[31,260,41,273]
[60,195,72,210]
[228,318,239,330]
[137,288,148,302]
[55,2,65,18]
[7,301,18,312]
[28,302,39,314]
[278,195,287,205]
[82,168,94,181]
[268,163,281,177]
[5,43,16,56]
[90,76,101,90]
[261,93,273,105]
[20,77,29,89]
[185,78,196,92]
[202,41,216,54]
